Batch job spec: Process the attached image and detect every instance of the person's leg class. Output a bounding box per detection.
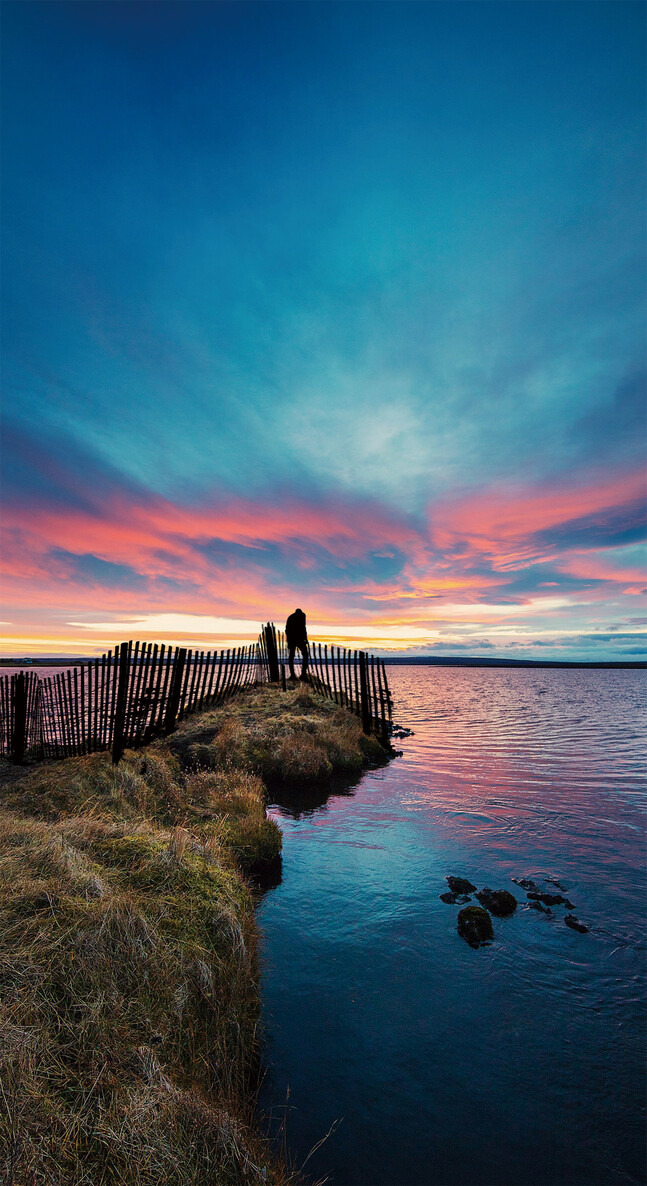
[288,644,297,680]
[300,642,309,678]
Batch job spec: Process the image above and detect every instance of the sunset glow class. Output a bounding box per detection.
[2,2,645,659]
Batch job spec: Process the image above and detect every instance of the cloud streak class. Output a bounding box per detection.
[2,444,645,655]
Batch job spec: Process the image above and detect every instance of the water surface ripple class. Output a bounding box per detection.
[258,668,646,1186]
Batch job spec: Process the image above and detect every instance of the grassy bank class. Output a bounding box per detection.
[0,683,387,1185]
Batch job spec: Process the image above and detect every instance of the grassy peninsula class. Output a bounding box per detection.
[0,684,387,1185]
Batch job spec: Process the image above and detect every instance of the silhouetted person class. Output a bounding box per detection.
[285,608,309,680]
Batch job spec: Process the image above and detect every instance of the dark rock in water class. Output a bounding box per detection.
[545,878,567,891]
[447,876,477,894]
[512,877,541,893]
[476,888,517,916]
[528,900,552,915]
[527,891,575,909]
[565,914,589,933]
[440,891,472,904]
[392,726,414,738]
[457,906,494,947]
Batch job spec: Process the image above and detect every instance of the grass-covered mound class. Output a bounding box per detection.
[171,682,388,786]
[0,683,388,1184]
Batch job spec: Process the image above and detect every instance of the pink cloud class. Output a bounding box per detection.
[3,466,645,651]
[429,468,645,569]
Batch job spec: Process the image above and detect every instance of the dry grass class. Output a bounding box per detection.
[173,683,388,787]
[0,684,386,1184]
[0,811,284,1185]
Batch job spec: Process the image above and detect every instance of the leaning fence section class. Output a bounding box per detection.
[258,623,393,741]
[0,671,44,764]
[0,641,258,764]
[307,639,393,741]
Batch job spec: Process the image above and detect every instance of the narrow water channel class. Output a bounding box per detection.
[257,667,646,1186]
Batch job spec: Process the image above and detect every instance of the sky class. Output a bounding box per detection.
[1,0,645,659]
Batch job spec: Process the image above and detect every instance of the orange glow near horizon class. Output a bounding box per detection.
[2,466,645,658]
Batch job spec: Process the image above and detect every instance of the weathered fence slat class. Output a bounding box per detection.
[181,649,196,719]
[125,641,140,745]
[65,670,76,755]
[204,646,218,707]
[132,643,149,747]
[223,649,234,701]
[187,649,201,713]
[63,670,73,754]
[164,648,186,735]
[265,624,280,682]
[229,647,239,698]
[11,673,27,764]
[210,649,222,703]
[99,654,107,749]
[197,648,211,712]
[358,651,371,734]
[381,661,393,729]
[0,678,7,753]
[143,644,161,743]
[108,647,119,749]
[59,672,70,755]
[158,646,171,731]
[80,666,87,755]
[53,674,64,756]
[368,655,375,730]
[112,642,131,764]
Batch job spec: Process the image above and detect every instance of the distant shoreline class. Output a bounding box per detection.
[381,657,646,669]
[1,656,644,670]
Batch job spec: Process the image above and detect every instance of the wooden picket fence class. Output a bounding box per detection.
[0,641,257,765]
[258,623,393,741]
[1,627,393,765]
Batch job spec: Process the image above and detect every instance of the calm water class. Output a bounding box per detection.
[257,667,646,1186]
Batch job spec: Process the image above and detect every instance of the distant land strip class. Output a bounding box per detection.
[382,657,646,669]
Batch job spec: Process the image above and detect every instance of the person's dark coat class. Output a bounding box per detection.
[285,609,307,646]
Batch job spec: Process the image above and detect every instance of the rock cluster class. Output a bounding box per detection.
[440,872,591,945]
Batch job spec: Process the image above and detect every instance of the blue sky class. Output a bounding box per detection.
[2,1,645,656]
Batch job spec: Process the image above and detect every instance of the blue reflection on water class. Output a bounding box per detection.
[257,668,646,1186]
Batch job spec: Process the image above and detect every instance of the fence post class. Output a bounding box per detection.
[164,648,187,735]
[358,651,372,734]
[112,642,131,764]
[265,623,280,683]
[11,673,27,763]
